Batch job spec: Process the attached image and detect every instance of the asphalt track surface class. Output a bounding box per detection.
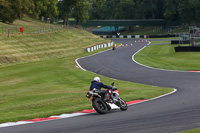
[1,39,200,133]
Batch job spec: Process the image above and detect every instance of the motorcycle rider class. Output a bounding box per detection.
[90,77,113,102]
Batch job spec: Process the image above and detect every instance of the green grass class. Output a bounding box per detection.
[0,57,172,123]
[0,28,110,66]
[134,41,200,71]
[0,19,173,123]
[178,129,200,133]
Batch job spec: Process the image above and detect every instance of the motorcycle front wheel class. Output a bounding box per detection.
[92,98,108,114]
[118,98,128,111]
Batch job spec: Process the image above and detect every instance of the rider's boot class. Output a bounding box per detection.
[104,93,111,103]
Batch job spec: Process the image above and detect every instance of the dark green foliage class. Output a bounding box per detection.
[89,0,200,25]
[0,0,18,23]
[57,0,105,25]
[0,0,57,23]
[2,0,200,25]
[33,0,58,23]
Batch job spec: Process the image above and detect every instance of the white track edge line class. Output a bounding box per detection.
[75,48,112,71]
[127,88,177,106]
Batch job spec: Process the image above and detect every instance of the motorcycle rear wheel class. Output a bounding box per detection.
[118,98,128,111]
[92,98,108,114]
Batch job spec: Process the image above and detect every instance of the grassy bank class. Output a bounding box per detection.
[0,19,173,123]
[0,17,62,34]
[134,41,200,71]
[0,28,110,66]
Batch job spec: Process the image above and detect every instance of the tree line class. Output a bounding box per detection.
[1,0,200,25]
[0,0,105,24]
[0,0,58,23]
[90,0,200,25]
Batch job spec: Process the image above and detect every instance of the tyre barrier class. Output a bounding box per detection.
[175,46,200,52]
[100,35,147,39]
[86,42,114,52]
[171,40,190,44]
[86,40,149,52]
[100,34,176,39]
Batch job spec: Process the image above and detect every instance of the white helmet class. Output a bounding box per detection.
[94,77,101,82]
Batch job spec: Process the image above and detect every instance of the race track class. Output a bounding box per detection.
[1,39,200,133]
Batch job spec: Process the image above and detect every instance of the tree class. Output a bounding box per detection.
[135,0,164,19]
[32,0,43,19]
[43,0,58,23]
[0,0,17,23]
[72,0,92,25]
[57,0,106,26]
[90,0,116,19]
[12,0,34,19]
[72,0,107,25]
[189,0,200,25]
[89,0,163,20]
[113,0,135,19]
[178,0,194,25]
[57,0,75,26]
[163,0,179,21]
[32,0,58,23]
[0,0,34,23]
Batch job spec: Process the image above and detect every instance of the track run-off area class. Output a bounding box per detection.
[1,39,200,133]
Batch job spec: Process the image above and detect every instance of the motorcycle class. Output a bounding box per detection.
[112,44,116,50]
[86,82,128,114]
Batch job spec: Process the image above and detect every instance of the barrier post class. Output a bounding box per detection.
[8,28,10,38]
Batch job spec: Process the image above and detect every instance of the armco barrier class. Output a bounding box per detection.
[86,42,113,52]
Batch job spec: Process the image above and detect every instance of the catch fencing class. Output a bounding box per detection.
[0,24,63,35]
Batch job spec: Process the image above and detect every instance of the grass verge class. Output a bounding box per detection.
[134,41,200,71]
[178,129,200,133]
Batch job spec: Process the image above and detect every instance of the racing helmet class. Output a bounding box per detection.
[94,77,101,82]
